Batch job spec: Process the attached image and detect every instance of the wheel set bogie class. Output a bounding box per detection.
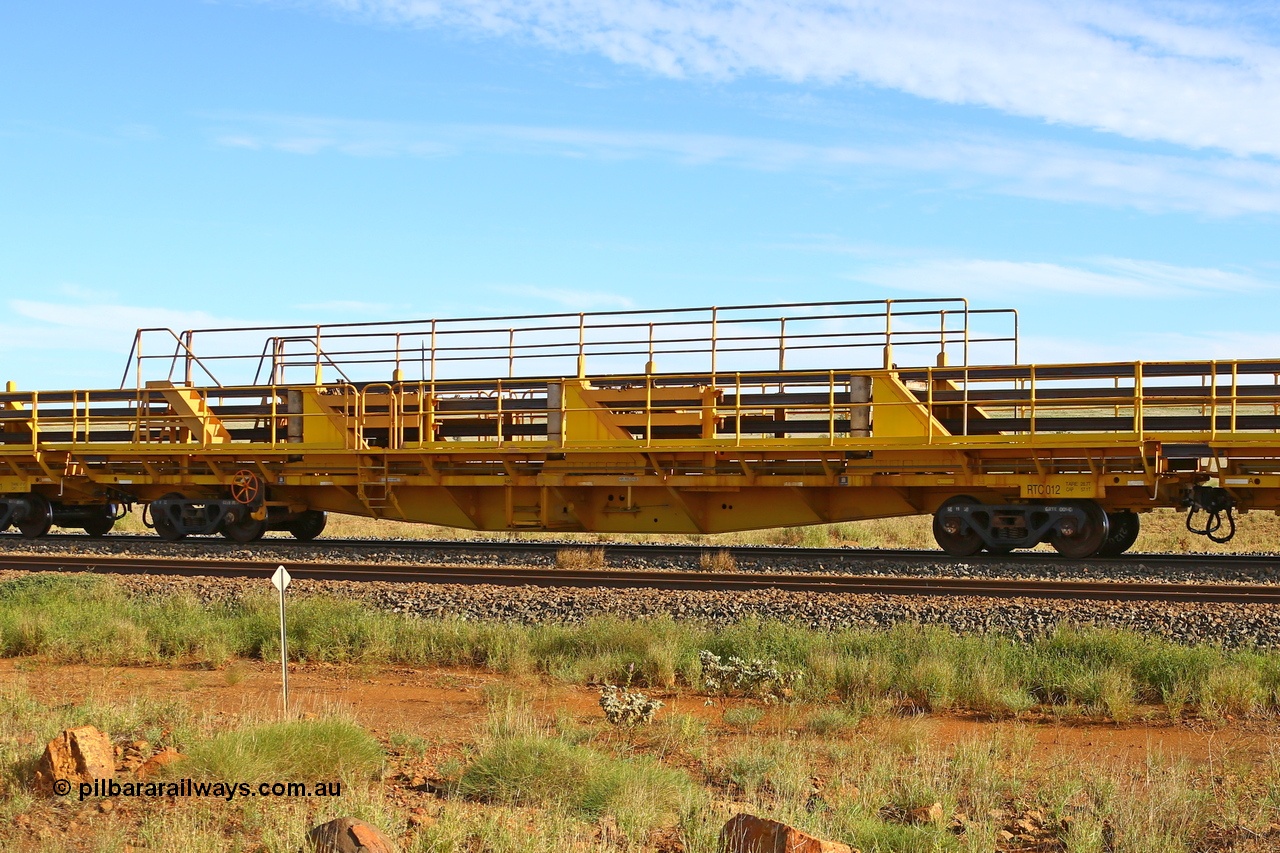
[931,495,1141,558]
[0,484,326,543]
[0,494,126,540]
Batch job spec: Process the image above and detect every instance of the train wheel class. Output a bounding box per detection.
[1049,500,1109,558]
[1098,511,1140,557]
[932,495,986,557]
[17,494,52,539]
[83,506,115,538]
[287,510,327,541]
[151,493,187,541]
[222,515,266,543]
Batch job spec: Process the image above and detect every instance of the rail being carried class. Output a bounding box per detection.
[119,298,1019,389]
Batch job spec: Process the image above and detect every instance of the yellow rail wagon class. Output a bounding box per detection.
[1,298,1274,557]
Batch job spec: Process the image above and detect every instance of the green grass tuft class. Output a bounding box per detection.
[186,717,384,782]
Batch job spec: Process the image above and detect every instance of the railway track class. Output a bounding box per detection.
[4,552,1280,604]
[4,532,1280,572]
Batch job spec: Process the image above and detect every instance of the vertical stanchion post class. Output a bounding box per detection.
[883,301,893,369]
[710,307,718,381]
[271,565,291,717]
[778,318,786,371]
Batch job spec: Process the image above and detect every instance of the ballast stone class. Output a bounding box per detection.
[720,813,855,853]
[305,817,397,853]
[34,726,115,793]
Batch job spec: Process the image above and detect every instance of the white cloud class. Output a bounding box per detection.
[305,0,1280,159]
[849,257,1271,299]
[210,113,1280,215]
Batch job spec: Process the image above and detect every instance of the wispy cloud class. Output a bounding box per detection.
[303,0,1280,159]
[295,299,402,315]
[1022,330,1280,365]
[492,284,635,310]
[848,257,1271,299]
[209,112,1280,215]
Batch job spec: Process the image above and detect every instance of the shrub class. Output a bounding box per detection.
[700,650,803,701]
[599,685,663,726]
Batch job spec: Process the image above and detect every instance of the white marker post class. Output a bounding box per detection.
[270,565,292,716]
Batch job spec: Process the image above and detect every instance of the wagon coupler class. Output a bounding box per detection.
[1182,485,1236,543]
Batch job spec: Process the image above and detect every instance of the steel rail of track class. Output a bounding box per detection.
[3,552,1280,604]
[3,532,1280,571]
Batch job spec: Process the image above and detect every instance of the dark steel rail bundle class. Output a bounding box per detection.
[4,552,1280,604]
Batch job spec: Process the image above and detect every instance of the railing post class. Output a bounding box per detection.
[778,318,786,371]
[577,313,587,378]
[183,331,194,386]
[1209,361,1218,440]
[710,307,718,381]
[314,326,323,386]
[735,373,742,446]
[1230,361,1238,433]
[1029,365,1037,437]
[647,322,656,375]
[883,300,893,368]
[645,373,652,448]
[497,380,504,445]
[938,310,947,366]
[1134,362,1144,435]
[828,370,835,445]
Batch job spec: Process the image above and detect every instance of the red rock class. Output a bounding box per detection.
[720,813,854,853]
[33,726,114,794]
[908,802,945,825]
[135,748,188,779]
[305,817,397,853]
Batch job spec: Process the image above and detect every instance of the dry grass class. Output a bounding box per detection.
[554,547,607,570]
[698,550,738,572]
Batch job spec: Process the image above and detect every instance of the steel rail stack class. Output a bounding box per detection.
[1,298,1277,557]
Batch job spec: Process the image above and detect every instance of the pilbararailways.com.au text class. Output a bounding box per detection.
[60,778,343,801]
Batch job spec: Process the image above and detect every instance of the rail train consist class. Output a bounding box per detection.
[0,299,1272,557]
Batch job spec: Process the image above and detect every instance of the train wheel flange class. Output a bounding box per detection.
[151,493,187,541]
[1098,510,1140,557]
[287,510,327,541]
[932,495,986,557]
[221,514,266,543]
[1049,500,1109,558]
[17,494,52,540]
[83,505,116,538]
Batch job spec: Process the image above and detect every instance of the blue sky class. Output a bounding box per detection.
[2,0,1279,389]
